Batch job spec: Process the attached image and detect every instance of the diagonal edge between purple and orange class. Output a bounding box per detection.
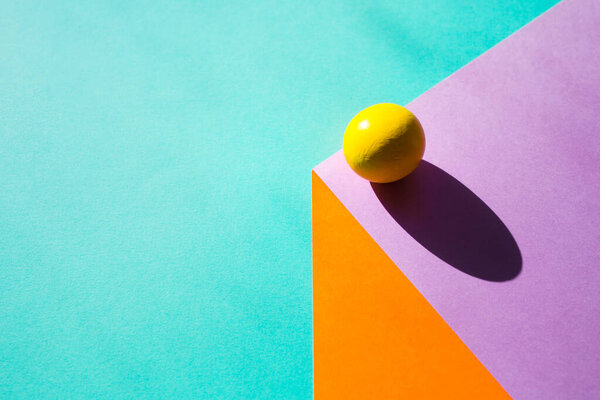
[314,0,600,398]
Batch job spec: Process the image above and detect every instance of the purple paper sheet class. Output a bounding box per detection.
[314,0,600,398]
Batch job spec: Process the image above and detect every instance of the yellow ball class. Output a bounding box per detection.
[343,103,425,183]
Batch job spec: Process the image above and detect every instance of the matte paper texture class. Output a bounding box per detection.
[313,172,509,399]
[315,0,600,398]
[0,0,562,398]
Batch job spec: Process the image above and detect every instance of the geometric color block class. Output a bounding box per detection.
[314,0,600,398]
[313,172,510,399]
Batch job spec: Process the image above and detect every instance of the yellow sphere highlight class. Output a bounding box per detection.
[343,103,425,183]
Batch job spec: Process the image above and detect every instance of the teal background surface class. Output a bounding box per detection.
[0,1,558,398]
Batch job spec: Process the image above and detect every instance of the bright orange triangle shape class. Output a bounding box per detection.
[313,171,511,399]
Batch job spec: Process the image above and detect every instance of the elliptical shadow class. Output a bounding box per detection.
[371,161,522,282]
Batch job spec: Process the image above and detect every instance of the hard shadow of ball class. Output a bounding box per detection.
[371,160,522,282]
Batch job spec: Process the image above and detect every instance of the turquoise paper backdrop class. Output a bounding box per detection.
[0,1,558,398]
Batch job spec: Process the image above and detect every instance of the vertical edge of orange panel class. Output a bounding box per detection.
[312,170,511,400]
